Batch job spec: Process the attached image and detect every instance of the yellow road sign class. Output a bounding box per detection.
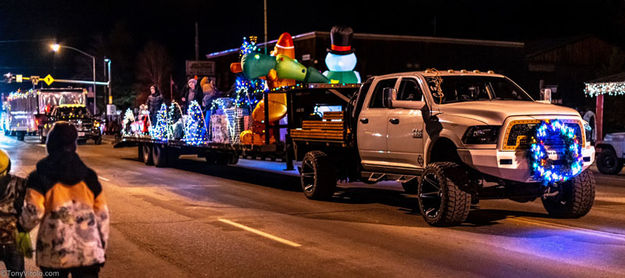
[42,74,54,86]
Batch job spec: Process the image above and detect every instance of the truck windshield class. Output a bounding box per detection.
[426,76,533,104]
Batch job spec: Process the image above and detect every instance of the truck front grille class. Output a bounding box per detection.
[502,119,584,151]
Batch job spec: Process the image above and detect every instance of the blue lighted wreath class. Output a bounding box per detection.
[529,120,583,184]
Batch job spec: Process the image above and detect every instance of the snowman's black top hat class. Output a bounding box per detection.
[328,26,354,55]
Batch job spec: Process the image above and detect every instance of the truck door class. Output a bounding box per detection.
[386,77,426,169]
[357,78,398,166]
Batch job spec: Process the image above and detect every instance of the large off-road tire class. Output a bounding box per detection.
[143,144,154,165]
[300,151,336,200]
[542,170,595,218]
[597,148,623,175]
[153,144,168,167]
[417,162,472,226]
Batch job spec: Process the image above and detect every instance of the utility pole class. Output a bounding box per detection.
[264,0,268,54]
[92,56,96,114]
[195,21,199,60]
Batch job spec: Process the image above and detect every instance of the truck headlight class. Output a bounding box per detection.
[463,126,500,144]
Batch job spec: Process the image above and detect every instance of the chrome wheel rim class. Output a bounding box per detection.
[420,173,442,219]
[301,159,315,193]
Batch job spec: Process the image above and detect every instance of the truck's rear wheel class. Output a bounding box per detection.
[16,132,25,141]
[153,144,168,167]
[300,151,336,200]
[542,170,595,218]
[417,162,471,226]
[143,144,154,165]
[597,148,623,175]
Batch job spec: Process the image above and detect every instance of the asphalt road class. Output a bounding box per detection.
[3,135,625,277]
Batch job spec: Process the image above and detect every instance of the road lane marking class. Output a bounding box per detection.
[509,217,625,242]
[99,176,110,182]
[218,218,302,247]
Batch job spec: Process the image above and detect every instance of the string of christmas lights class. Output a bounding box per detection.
[240,36,259,56]
[529,120,583,184]
[121,109,135,136]
[584,81,625,97]
[150,104,170,141]
[183,101,206,145]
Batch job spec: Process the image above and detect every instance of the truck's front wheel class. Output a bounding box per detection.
[418,162,471,226]
[542,170,595,218]
[300,151,336,200]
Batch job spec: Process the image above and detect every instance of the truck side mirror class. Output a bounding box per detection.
[382,87,394,108]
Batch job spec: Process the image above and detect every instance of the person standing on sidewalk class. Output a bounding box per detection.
[0,149,28,278]
[20,122,110,278]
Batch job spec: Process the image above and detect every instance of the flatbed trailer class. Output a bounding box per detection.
[115,83,360,170]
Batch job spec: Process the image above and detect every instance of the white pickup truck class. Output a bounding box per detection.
[296,69,596,226]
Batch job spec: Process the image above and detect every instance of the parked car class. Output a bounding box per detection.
[40,104,102,144]
[596,132,625,174]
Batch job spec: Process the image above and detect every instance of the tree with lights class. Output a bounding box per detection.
[122,109,135,136]
[184,101,206,145]
[150,104,169,141]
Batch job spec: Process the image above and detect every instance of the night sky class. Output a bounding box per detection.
[1,0,624,92]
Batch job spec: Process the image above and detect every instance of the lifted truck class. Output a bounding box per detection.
[293,70,595,226]
[118,71,596,226]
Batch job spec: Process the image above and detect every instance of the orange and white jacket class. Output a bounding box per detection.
[20,152,109,268]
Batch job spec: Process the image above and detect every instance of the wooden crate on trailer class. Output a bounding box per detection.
[290,112,345,141]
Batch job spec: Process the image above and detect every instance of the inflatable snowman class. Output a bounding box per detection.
[323,26,361,84]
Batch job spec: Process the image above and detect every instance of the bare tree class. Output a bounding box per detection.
[135,41,172,105]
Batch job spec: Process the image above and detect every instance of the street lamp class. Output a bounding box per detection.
[50,43,97,114]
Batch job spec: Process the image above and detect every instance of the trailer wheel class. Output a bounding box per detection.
[542,170,595,218]
[153,144,168,167]
[300,151,336,200]
[417,162,471,226]
[596,148,623,175]
[143,144,154,165]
